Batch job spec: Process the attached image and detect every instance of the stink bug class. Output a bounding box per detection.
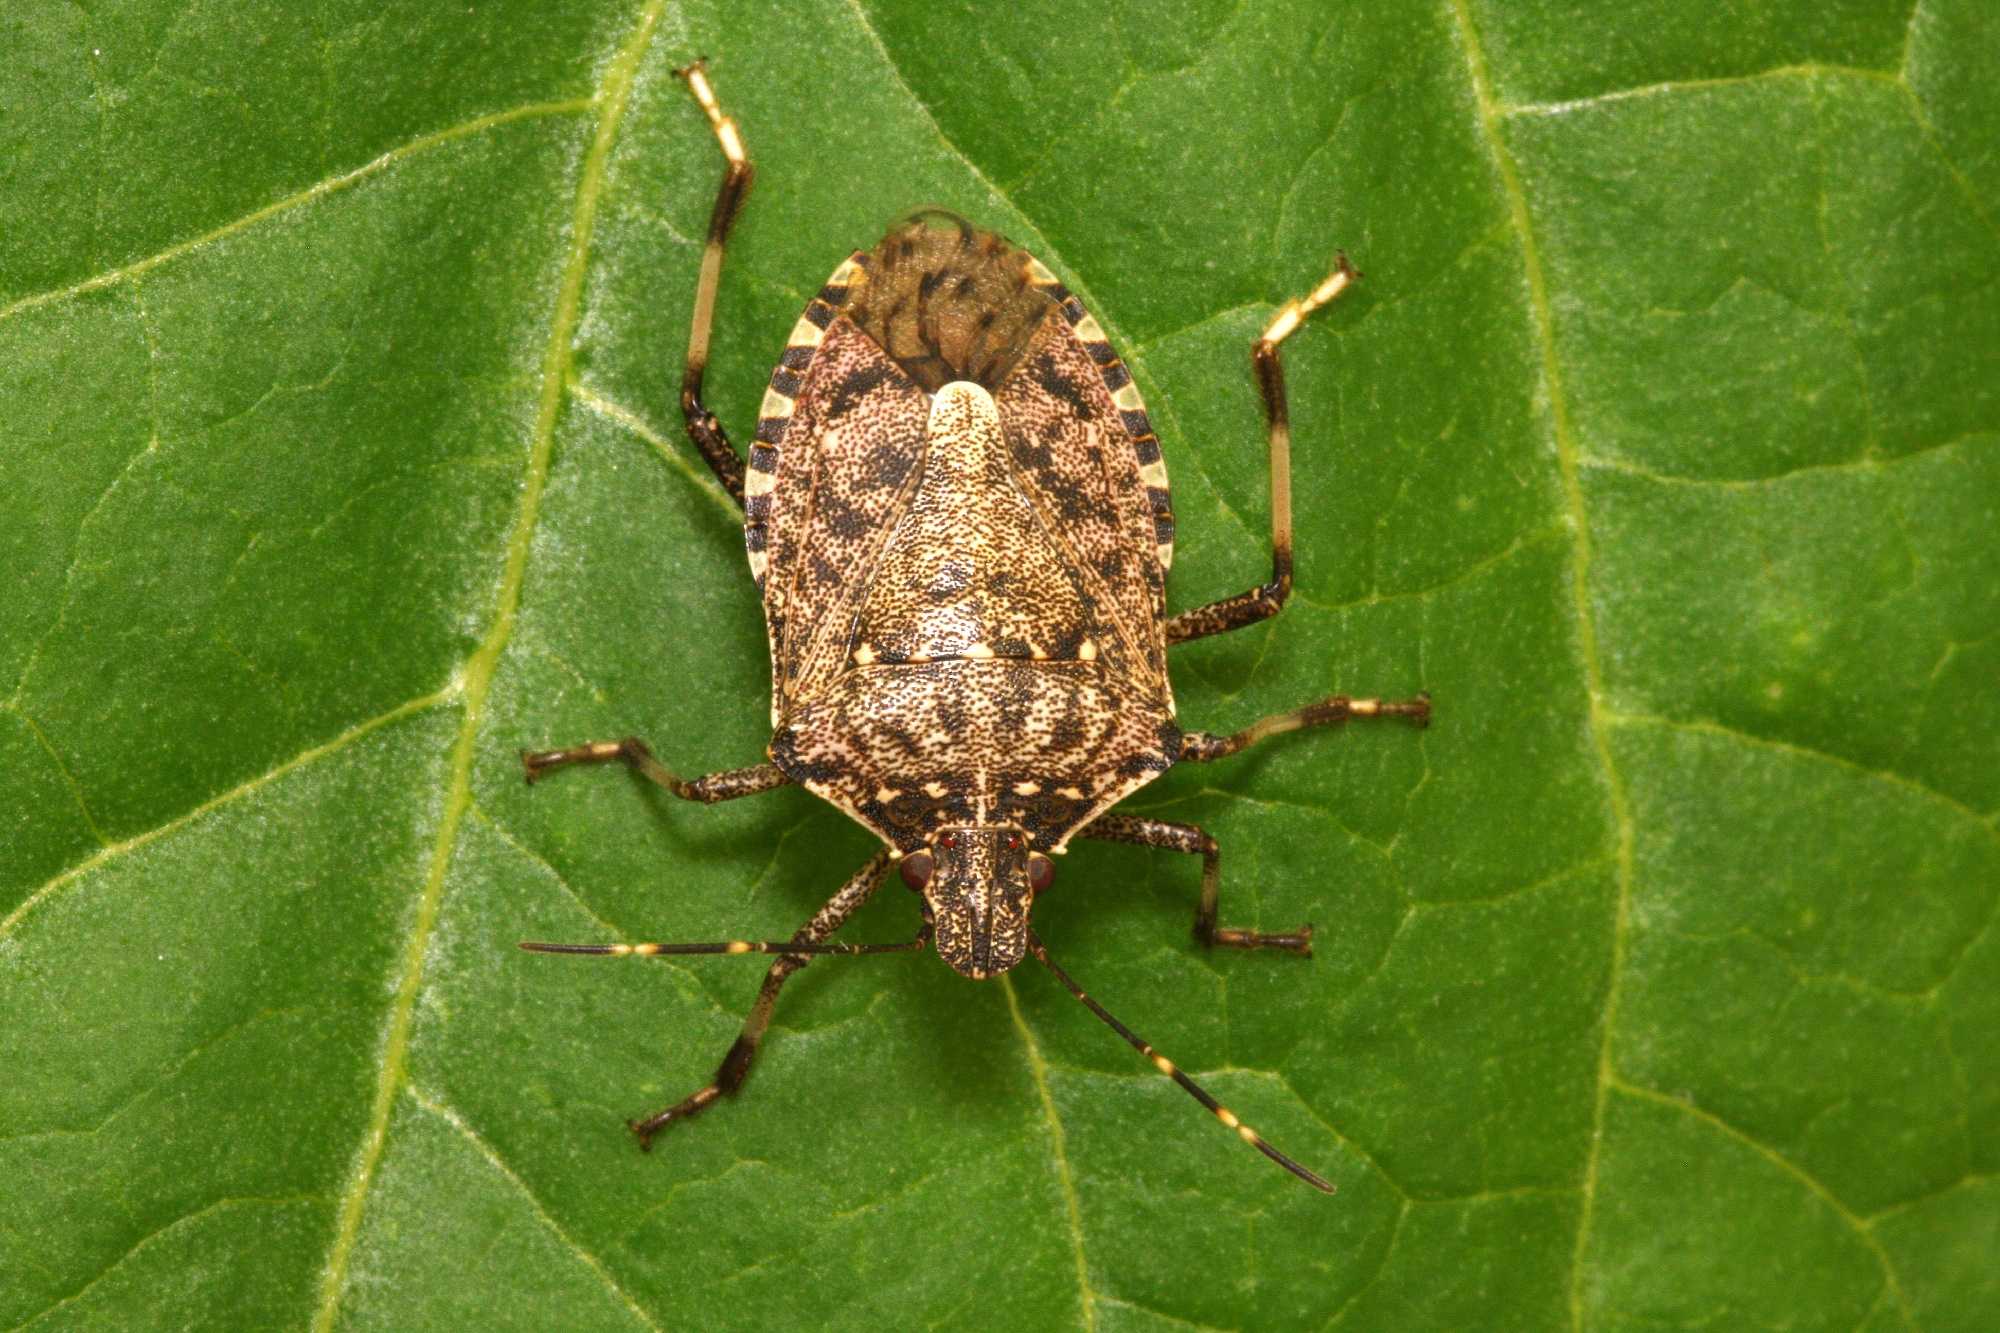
[520,62,1429,1193]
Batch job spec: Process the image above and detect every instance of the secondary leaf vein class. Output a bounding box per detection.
[405,1085,664,1333]
[16,1197,327,1331]
[568,379,740,519]
[1605,711,1999,844]
[1610,1078,1915,1326]
[1500,63,1901,121]
[13,709,109,848]
[0,97,596,327]
[1577,428,1998,489]
[0,688,453,942]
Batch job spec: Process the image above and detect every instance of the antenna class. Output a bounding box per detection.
[521,923,932,959]
[1027,932,1334,1193]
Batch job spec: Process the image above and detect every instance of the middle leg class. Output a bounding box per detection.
[1178,691,1430,764]
[1081,812,1312,955]
[520,735,789,805]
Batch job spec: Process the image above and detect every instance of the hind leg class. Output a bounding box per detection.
[674,61,755,504]
[1166,258,1359,646]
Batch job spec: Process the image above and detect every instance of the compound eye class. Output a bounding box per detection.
[899,851,935,891]
[1026,853,1055,893]
[940,832,959,850]
[1006,833,1023,851]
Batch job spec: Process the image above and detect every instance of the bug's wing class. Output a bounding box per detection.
[753,311,930,724]
[995,282,1172,688]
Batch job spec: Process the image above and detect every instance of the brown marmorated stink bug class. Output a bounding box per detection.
[519,62,1429,1193]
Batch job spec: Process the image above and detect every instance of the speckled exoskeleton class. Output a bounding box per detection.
[520,63,1429,1193]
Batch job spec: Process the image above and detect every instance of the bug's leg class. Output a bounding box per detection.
[625,850,898,1148]
[1081,812,1312,955]
[675,60,754,506]
[1178,691,1431,765]
[1165,257,1359,646]
[519,737,789,805]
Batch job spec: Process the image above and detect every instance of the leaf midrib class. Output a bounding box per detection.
[308,4,670,1327]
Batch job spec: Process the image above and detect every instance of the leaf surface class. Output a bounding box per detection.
[3,1,1995,1329]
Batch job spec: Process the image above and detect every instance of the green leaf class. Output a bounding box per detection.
[4,0,1995,1328]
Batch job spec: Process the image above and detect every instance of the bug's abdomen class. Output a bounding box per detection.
[757,220,1178,724]
[845,212,1058,393]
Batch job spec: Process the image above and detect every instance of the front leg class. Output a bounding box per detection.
[625,849,895,1146]
[1081,813,1312,955]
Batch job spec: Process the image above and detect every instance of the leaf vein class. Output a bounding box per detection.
[1322,1198,1408,1330]
[1865,1168,2000,1225]
[1603,711,1999,844]
[404,1085,664,1333]
[306,5,667,1326]
[1577,427,1999,489]
[23,1006,312,1142]
[11,1196,327,1332]
[568,380,740,520]
[1289,520,1568,619]
[1094,1294,1237,1333]
[12,709,110,849]
[0,688,453,942]
[1268,1071,1412,1202]
[1609,1078,1915,1326]
[1407,852,1615,912]
[1895,82,2000,245]
[1499,63,1902,121]
[1439,8,1638,1332]
[6,357,163,708]
[0,97,596,326]
[1267,73,1376,284]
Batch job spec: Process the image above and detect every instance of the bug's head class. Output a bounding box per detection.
[899,826,1055,980]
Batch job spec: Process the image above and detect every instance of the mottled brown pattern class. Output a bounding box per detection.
[770,660,1175,852]
[754,221,1189,867]
[846,211,1057,392]
[856,383,1102,667]
[996,313,1169,683]
[760,318,931,716]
